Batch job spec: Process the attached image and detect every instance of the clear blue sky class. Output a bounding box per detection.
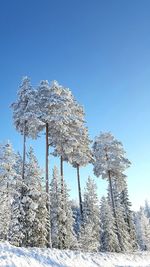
[0,0,150,210]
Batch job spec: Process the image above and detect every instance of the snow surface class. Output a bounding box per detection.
[0,242,150,267]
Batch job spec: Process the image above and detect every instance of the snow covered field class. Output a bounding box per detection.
[0,242,150,267]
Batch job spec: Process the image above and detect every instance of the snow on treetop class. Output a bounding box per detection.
[92,132,131,179]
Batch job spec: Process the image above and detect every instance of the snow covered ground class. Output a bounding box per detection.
[0,242,150,267]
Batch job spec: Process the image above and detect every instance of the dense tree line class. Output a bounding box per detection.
[0,77,149,252]
[0,141,150,252]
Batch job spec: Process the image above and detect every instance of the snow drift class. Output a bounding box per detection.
[0,242,150,267]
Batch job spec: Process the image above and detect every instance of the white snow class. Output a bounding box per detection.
[0,242,150,267]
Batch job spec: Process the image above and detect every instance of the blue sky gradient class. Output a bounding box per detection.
[0,0,150,209]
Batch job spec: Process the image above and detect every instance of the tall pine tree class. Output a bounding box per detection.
[92,132,131,251]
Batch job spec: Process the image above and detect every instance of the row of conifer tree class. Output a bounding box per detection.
[0,77,149,251]
[0,142,150,251]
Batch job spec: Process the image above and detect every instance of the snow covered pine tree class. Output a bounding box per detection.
[92,132,135,251]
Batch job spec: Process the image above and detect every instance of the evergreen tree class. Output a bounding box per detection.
[135,208,150,251]
[48,81,91,220]
[100,196,120,252]
[106,173,138,251]
[71,200,81,239]
[11,77,43,180]
[36,79,91,243]
[0,142,16,241]
[80,177,100,252]
[57,182,77,250]
[119,178,138,250]
[23,147,47,247]
[92,132,131,250]
[110,180,133,252]
[50,166,77,249]
[63,182,78,250]
[9,147,47,247]
[144,200,150,218]
[11,77,43,139]
[70,128,92,220]
[29,79,53,247]
[37,80,75,247]
[9,153,25,246]
[31,189,48,247]
[50,166,59,248]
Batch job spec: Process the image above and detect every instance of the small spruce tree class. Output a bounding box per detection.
[80,177,100,252]
[100,196,120,252]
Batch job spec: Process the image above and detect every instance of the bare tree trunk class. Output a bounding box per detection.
[108,170,123,250]
[21,121,27,246]
[45,122,52,248]
[60,155,64,196]
[6,181,9,241]
[77,164,83,220]
[108,170,117,219]
[22,121,27,180]
[60,155,65,249]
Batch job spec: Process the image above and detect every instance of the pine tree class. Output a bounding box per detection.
[36,80,72,247]
[70,127,92,220]
[92,132,131,250]
[48,81,92,220]
[80,177,100,252]
[11,76,43,139]
[11,77,43,180]
[100,196,120,252]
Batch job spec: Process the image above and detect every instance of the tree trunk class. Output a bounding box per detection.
[108,170,123,250]
[22,121,27,180]
[60,155,65,248]
[108,170,116,219]
[6,181,9,241]
[77,165,83,220]
[60,155,64,196]
[21,121,27,246]
[45,122,52,248]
